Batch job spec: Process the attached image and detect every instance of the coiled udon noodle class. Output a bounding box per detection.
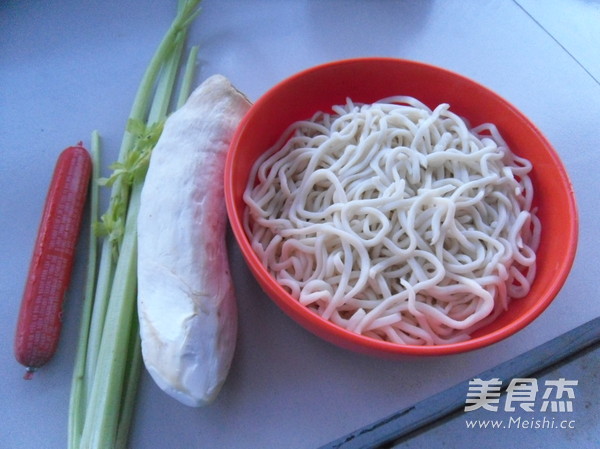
[243,96,540,345]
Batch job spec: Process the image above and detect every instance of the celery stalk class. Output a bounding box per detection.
[68,1,202,448]
[79,182,142,448]
[177,45,200,108]
[80,15,195,447]
[82,239,113,396]
[119,0,201,151]
[114,319,142,449]
[68,131,101,449]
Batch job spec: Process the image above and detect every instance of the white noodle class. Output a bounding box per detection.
[243,96,541,345]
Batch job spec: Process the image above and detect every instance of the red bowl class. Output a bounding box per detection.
[224,57,579,358]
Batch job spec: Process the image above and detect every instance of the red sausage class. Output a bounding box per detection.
[14,143,92,379]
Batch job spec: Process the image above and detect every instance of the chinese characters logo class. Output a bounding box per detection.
[464,377,578,413]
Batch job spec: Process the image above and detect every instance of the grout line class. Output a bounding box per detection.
[512,0,600,87]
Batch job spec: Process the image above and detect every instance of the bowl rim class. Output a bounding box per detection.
[224,57,579,357]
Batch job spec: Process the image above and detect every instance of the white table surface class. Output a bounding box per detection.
[1,1,598,448]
